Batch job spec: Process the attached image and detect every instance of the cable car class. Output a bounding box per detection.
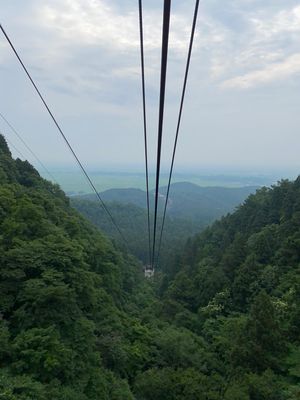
[144,265,154,278]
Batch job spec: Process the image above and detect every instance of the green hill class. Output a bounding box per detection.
[78,188,147,208]
[0,135,142,399]
[72,183,258,267]
[157,177,300,398]
[74,182,258,224]
[158,181,258,220]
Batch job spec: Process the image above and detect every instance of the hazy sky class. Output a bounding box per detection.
[1,0,300,176]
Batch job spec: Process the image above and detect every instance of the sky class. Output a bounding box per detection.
[0,0,300,179]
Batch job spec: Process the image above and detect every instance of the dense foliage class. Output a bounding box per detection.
[71,198,201,267]
[0,136,142,399]
[0,135,299,399]
[158,176,300,398]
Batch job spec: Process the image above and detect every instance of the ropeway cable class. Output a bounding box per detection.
[155,0,200,268]
[0,112,57,183]
[151,0,171,269]
[3,135,26,159]
[138,0,152,267]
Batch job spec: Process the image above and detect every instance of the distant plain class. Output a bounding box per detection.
[45,170,283,195]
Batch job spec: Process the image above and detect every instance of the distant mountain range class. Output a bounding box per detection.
[73,182,259,224]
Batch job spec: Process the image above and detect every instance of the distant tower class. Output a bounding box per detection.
[144,265,154,278]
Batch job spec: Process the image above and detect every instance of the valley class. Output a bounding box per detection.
[0,136,299,399]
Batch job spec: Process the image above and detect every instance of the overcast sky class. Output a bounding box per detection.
[0,0,300,177]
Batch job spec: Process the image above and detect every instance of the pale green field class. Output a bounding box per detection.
[41,170,276,194]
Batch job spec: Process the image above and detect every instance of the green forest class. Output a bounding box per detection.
[71,198,201,268]
[0,134,299,399]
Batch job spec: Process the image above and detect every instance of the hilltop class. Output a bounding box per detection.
[74,182,258,223]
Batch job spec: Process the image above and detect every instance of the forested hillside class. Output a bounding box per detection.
[71,199,200,266]
[158,177,300,398]
[72,183,257,266]
[0,135,143,399]
[0,134,299,399]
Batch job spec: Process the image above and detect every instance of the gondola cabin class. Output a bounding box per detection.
[144,265,154,278]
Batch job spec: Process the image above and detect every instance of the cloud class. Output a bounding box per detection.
[1,0,300,169]
[0,0,240,97]
[214,4,300,89]
[2,1,300,97]
[251,5,300,38]
[38,0,195,54]
[221,53,300,89]
[7,0,210,102]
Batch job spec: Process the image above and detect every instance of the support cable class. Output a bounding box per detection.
[0,112,57,183]
[4,135,26,159]
[138,0,152,267]
[0,24,128,246]
[151,0,171,269]
[155,0,200,268]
